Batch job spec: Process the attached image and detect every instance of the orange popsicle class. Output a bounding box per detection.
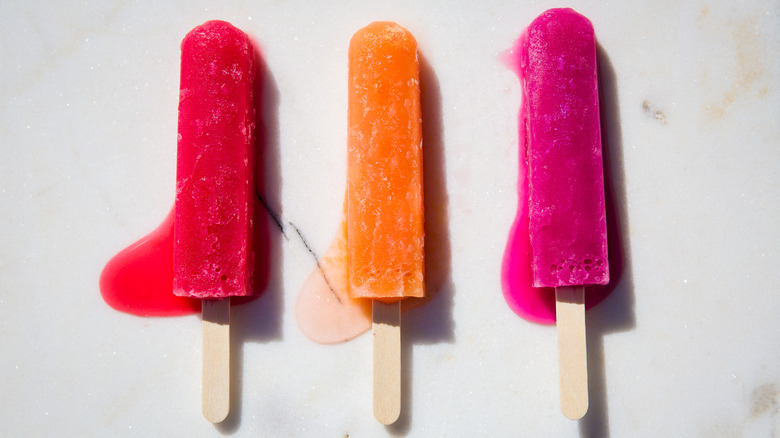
[346,21,424,425]
[347,21,424,303]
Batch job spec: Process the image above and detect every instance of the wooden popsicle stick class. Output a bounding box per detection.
[202,298,230,423]
[373,300,401,425]
[556,286,588,420]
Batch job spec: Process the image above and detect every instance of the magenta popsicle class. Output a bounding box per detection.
[520,8,607,420]
[523,9,608,289]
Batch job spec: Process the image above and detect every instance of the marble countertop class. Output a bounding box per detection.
[1,0,779,436]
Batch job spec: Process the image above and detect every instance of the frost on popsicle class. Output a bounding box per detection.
[346,22,424,303]
[174,20,256,299]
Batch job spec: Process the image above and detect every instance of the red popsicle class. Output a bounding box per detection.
[174,20,255,423]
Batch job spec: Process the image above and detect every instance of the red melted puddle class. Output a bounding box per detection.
[500,38,623,325]
[100,209,200,316]
[100,207,261,316]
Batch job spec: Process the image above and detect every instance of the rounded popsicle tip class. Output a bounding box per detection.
[528,8,594,36]
[185,20,248,41]
[181,20,254,63]
[349,21,417,58]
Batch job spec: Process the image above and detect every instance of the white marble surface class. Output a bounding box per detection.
[1,0,779,436]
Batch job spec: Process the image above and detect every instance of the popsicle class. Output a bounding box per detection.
[347,21,424,424]
[174,20,255,423]
[521,8,607,419]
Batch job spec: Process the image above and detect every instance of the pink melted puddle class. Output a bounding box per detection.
[295,197,441,344]
[500,172,622,325]
[295,206,372,343]
[500,35,623,325]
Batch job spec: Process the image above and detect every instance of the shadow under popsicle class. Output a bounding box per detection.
[216,44,283,434]
[387,52,455,435]
[577,44,637,438]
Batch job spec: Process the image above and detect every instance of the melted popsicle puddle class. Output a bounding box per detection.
[295,193,445,344]
[100,209,200,316]
[295,201,372,343]
[100,207,261,317]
